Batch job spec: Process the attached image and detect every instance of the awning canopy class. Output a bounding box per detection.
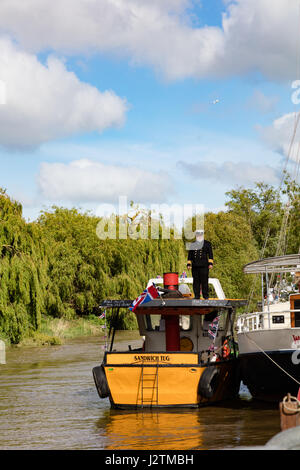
[243,254,300,274]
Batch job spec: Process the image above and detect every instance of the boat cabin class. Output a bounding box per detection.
[136,300,237,356]
[102,273,246,359]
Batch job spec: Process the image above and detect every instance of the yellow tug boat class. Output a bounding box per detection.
[93,273,246,409]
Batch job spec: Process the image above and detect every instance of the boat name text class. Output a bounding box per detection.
[134,355,170,363]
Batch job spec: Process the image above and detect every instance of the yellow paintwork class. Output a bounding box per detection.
[105,364,202,406]
[104,352,236,407]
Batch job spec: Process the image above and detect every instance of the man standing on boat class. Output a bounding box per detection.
[186,230,213,299]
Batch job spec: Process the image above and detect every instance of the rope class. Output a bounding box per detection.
[244,331,300,387]
[282,394,300,413]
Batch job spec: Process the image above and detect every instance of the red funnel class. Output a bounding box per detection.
[163,272,179,291]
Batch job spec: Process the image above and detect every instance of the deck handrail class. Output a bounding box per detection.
[147,277,226,300]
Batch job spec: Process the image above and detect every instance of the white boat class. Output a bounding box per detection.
[237,254,300,402]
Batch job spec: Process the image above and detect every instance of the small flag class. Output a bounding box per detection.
[129,283,159,312]
[100,311,106,319]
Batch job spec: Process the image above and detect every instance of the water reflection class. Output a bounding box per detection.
[97,409,204,450]
[97,398,280,450]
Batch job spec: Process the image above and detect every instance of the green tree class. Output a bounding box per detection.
[225,182,283,258]
[0,189,48,343]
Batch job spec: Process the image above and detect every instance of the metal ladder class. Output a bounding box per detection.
[138,360,159,407]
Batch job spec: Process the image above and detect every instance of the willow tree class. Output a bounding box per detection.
[0,189,48,343]
[37,205,186,329]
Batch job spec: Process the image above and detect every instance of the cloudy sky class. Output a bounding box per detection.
[0,0,300,221]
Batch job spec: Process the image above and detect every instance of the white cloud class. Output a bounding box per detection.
[0,0,298,80]
[246,89,279,114]
[37,159,173,203]
[178,160,279,186]
[258,112,300,161]
[0,37,127,149]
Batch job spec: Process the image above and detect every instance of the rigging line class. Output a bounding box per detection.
[243,2,300,311]
[245,11,300,308]
[295,139,300,181]
[244,332,300,387]
[245,98,300,310]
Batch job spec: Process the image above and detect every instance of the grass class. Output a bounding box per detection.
[14,314,107,348]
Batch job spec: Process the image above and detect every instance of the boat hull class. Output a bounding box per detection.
[94,352,240,409]
[238,350,300,402]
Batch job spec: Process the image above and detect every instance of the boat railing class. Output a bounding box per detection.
[236,312,263,333]
[147,277,226,299]
[237,309,300,333]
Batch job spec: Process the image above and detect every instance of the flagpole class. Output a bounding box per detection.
[208,314,220,353]
[104,309,107,351]
[99,308,107,352]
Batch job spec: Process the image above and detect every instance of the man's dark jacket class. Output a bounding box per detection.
[187,240,214,268]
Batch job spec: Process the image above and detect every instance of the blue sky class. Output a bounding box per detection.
[0,0,299,223]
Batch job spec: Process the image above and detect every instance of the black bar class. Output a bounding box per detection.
[109,307,120,352]
[100,298,247,308]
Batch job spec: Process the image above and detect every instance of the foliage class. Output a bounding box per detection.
[205,212,260,299]
[183,211,259,299]
[0,189,48,343]
[0,174,298,344]
[37,206,186,330]
[225,176,300,257]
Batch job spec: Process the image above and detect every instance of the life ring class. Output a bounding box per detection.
[92,365,110,398]
[198,366,220,399]
[222,339,230,359]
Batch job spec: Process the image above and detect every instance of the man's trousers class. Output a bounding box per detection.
[191,266,209,299]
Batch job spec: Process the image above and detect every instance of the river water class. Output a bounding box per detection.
[0,331,281,450]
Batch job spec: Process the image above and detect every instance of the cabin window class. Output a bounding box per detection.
[145,314,161,331]
[179,315,192,331]
[145,314,192,331]
[272,315,285,324]
[294,300,300,327]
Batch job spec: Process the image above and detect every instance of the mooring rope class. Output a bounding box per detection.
[282,394,300,413]
[244,331,300,387]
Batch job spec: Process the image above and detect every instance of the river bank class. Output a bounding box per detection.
[1,314,110,348]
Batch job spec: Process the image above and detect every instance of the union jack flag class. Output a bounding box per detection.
[129,283,159,312]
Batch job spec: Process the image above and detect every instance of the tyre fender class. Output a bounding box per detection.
[198,366,220,399]
[92,365,110,398]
